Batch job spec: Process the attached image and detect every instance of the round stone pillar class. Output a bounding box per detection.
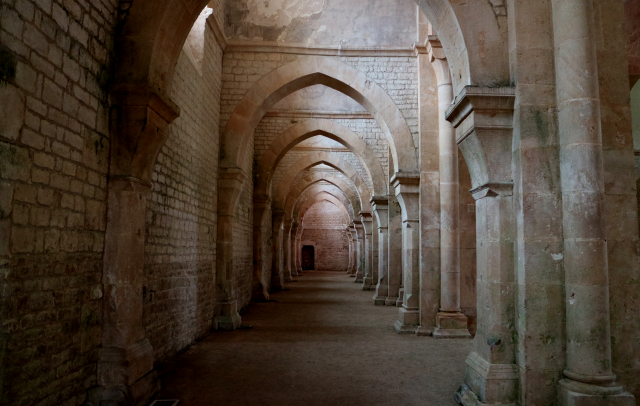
[552,0,634,402]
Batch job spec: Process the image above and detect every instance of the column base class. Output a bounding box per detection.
[458,351,518,405]
[433,312,472,338]
[455,384,516,406]
[97,339,159,406]
[416,326,433,336]
[284,276,293,282]
[362,277,373,290]
[373,295,387,306]
[396,288,404,307]
[213,301,242,331]
[558,379,635,406]
[355,278,363,283]
[393,307,419,334]
[385,296,398,306]
[88,370,159,406]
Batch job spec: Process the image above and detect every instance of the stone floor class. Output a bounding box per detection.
[156,271,473,406]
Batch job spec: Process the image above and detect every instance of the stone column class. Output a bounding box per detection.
[271,209,285,291]
[214,168,246,331]
[392,174,421,334]
[283,218,293,282]
[446,87,518,405]
[416,40,441,335]
[371,219,379,291]
[252,195,271,300]
[295,227,303,274]
[346,225,353,274]
[387,185,403,306]
[372,196,389,305]
[349,224,358,277]
[360,213,374,290]
[100,177,158,401]
[552,0,635,403]
[354,220,365,283]
[290,222,299,277]
[99,87,181,405]
[431,45,470,338]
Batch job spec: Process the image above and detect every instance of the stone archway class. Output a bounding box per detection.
[283,172,368,218]
[275,155,372,214]
[297,192,352,224]
[255,119,387,197]
[220,56,419,176]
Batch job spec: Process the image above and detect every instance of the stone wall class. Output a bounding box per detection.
[0,0,117,404]
[301,201,349,271]
[143,22,223,363]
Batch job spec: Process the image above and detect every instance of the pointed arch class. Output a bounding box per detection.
[299,196,351,226]
[274,152,372,214]
[295,190,354,223]
[255,119,387,196]
[283,172,365,219]
[221,56,418,176]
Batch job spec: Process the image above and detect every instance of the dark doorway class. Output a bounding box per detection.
[301,245,315,270]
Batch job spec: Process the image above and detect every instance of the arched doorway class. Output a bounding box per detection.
[301,246,315,270]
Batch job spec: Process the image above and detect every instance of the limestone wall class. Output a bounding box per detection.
[143,22,223,363]
[0,0,117,404]
[301,201,349,272]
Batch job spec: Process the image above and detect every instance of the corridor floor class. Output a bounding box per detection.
[156,271,473,406]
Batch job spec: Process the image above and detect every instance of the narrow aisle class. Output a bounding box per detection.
[157,272,472,406]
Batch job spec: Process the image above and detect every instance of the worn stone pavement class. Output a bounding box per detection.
[156,271,472,406]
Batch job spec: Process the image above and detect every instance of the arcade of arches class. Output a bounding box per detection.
[1,0,640,405]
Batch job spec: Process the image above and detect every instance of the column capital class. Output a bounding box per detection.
[470,182,514,201]
[370,195,389,207]
[391,173,420,222]
[427,35,446,62]
[360,213,373,235]
[445,86,515,189]
[371,196,389,229]
[445,86,516,130]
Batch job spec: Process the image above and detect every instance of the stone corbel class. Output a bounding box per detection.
[470,182,514,201]
[426,35,446,62]
[109,85,180,182]
[390,173,421,222]
[360,212,373,233]
[370,196,389,229]
[445,86,516,189]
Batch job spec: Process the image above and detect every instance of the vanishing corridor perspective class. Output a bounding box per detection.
[0,0,640,406]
